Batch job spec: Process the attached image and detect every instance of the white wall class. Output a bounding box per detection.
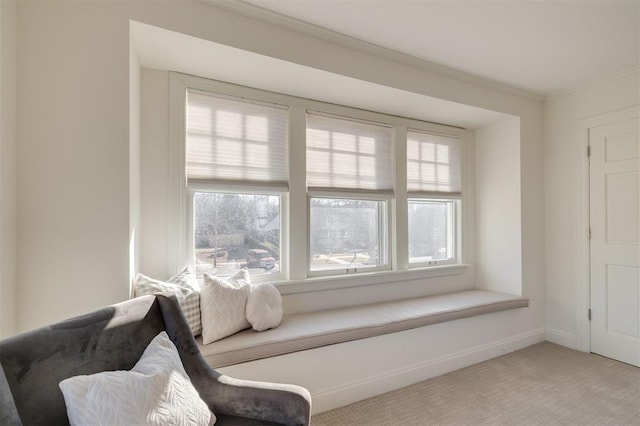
[16,1,132,331]
[544,70,639,349]
[475,118,522,295]
[519,102,545,323]
[140,68,170,281]
[0,0,17,338]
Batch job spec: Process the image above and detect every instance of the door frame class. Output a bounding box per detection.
[576,105,640,353]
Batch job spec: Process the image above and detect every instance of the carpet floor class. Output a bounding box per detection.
[311,342,639,425]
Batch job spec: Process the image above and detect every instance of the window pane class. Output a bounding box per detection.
[194,192,280,277]
[310,198,385,272]
[408,199,455,264]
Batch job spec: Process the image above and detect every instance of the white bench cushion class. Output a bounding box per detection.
[197,290,529,367]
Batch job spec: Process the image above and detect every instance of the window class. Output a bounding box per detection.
[193,192,281,277]
[310,198,386,273]
[186,90,288,280]
[306,112,393,275]
[408,199,456,265]
[406,130,462,266]
[172,73,465,286]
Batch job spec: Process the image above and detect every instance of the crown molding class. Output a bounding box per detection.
[208,0,544,102]
[546,66,640,101]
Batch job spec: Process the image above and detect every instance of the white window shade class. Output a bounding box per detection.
[186,90,288,189]
[306,112,393,194]
[407,130,461,196]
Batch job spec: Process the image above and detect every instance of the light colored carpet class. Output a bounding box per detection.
[311,342,640,425]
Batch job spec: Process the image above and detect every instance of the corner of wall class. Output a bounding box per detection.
[543,69,639,351]
[0,0,18,338]
[129,26,142,298]
[474,117,523,296]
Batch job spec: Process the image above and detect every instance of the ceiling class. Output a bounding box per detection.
[239,0,639,96]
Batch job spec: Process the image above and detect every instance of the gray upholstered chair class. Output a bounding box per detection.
[0,294,311,425]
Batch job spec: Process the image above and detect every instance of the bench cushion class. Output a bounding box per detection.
[197,290,529,367]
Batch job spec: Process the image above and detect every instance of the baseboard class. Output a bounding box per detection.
[312,328,545,414]
[545,328,577,349]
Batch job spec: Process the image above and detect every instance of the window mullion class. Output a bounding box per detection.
[394,126,409,271]
[288,106,308,280]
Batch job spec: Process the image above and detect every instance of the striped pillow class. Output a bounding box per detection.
[135,267,202,336]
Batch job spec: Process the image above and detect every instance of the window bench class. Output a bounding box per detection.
[196,290,529,368]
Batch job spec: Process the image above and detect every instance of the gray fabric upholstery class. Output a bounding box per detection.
[0,294,311,426]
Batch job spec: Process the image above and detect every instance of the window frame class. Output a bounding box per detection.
[169,72,467,289]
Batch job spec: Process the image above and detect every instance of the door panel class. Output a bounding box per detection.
[606,172,639,243]
[590,117,640,367]
[606,264,639,338]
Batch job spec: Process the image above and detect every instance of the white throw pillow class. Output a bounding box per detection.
[135,267,202,336]
[201,269,252,344]
[59,331,214,426]
[246,283,283,332]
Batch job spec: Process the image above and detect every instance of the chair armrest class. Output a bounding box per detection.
[156,293,311,425]
[201,371,311,426]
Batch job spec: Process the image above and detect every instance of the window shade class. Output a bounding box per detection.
[407,130,461,196]
[306,112,393,193]
[186,90,288,189]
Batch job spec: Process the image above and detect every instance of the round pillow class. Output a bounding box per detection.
[245,283,283,332]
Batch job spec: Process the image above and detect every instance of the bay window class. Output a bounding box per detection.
[173,72,465,286]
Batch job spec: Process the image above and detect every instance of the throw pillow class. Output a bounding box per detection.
[246,283,283,332]
[59,331,214,426]
[135,267,202,336]
[201,269,251,344]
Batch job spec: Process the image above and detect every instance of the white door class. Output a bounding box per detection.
[590,117,640,367]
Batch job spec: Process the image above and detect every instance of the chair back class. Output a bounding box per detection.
[0,295,166,425]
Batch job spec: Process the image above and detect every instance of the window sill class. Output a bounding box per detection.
[275,264,469,295]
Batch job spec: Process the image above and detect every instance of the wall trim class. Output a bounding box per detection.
[311,328,545,414]
[547,66,640,101]
[545,328,577,350]
[211,0,543,102]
